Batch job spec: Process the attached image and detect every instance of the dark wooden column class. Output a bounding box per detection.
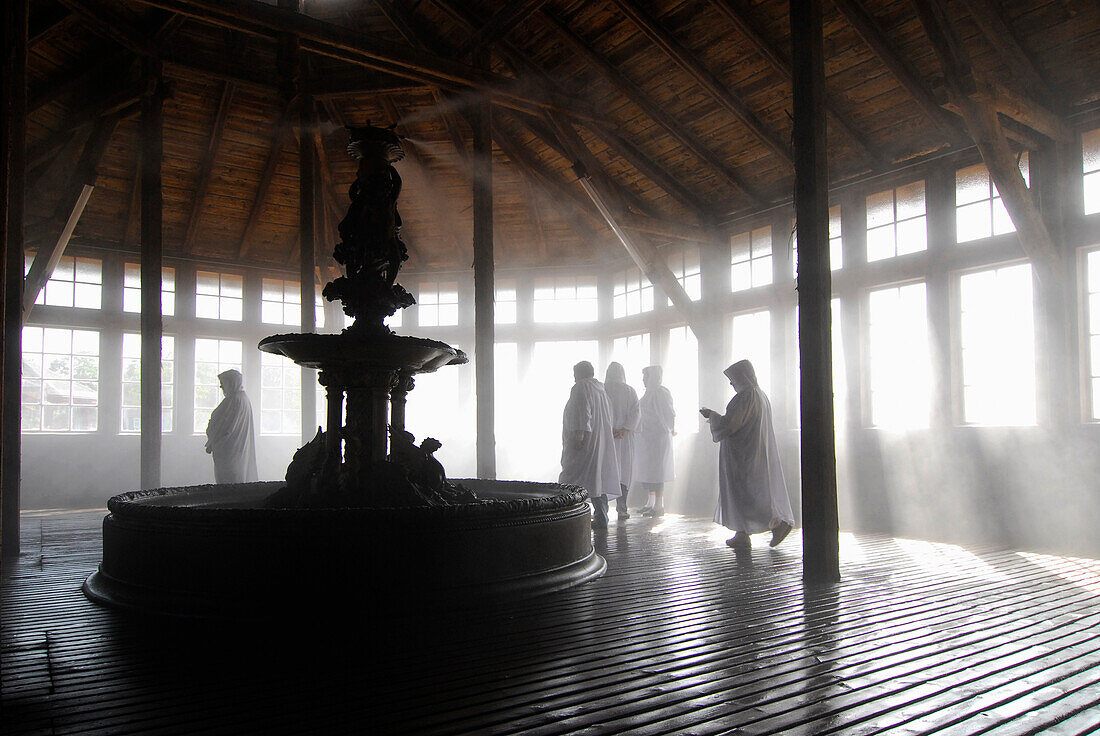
[791,0,840,583]
[472,50,495,479]
[1,0,27,554]
[140,59,164,490]
[299,97,317,442]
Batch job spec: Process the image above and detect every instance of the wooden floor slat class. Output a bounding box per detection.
[3,511,1099,735]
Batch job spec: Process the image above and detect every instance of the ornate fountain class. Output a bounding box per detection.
[83,124,605,618]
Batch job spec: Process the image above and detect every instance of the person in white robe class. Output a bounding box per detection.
[604,362,639,519]
[634,365,675,517]
[205,369,258,484]
[559,361,620,529]
[701,359,794,549]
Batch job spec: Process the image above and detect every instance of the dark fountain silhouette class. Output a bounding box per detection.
[83,124,605,618]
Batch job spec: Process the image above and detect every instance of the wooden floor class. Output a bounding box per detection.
[3,509,1100,736]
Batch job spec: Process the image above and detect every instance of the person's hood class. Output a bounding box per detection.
[218,369,244,393]
[605,362,626,384]
[723,360,758,390]
[642,365,663,386]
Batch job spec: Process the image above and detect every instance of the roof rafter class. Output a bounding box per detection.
[238,101,295,259]
[957,0,1050,105]
[183,81,236,253]
[458,0,550,57]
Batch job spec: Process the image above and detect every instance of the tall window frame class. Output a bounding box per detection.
[866,180,927,262]
[193,338,243,433]
[195,270,244,321]
[21,326,100,433]
[730,226,773,292]
[123,263,176,316]
[121,333,175,433]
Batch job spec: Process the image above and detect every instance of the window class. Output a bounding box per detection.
[1087,250,1100,419]
[866,181,927,261]
[667,248,701,300]
[385,308,402,329]
[533,276,598,323]
[121,334,175,433]
[496,281,517,325]
[730,310,771,396]
[26,255,102,309]
[261,352,302,435]
[261,278,301,326]
[730,226,772,291]
[123,264,176,316]
[868,282,931,428]
[524,340,599,480]
[956,157,1029,243]
[196,271,243,321]
[21,326,99,432]
[1084,129,1100,215]
[417,281,459,327]
[611,332,651,383]
[495,342,522,478]
[194,338,243,432]
[613,267,653,318]
[666,326,697,433]
[958,264,1036,425]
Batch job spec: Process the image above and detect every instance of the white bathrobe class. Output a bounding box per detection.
[559,377,621,499]
[634,382,675,484]
[604,364,639,489]
[205,370,258,484]
[708,373,794,533]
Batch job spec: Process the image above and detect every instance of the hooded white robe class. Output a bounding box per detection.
[634,366,675,484]
[559,377,621,499]
[709,361,794,533]
[205,369,258,484]
[604,363,639,489]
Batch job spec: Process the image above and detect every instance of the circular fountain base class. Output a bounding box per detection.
[84,480,604,618]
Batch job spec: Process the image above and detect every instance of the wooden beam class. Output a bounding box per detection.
[985,80,1071,143]
[23,185,92,315]
[471,48,495,479]
[460,0,549,56]
[238,102,294,259]
[183,81,235,253]
[55,0,157,56]
[618,211,711,243]
[540,8,767,205]
[831,0,966,146]
[29,4,71,45]
[28,52,133,113]
[703,0,882,168]
[791,0,839,584]
[957,0,1049,104]
[139,59,164,490]
[607,0,793,166]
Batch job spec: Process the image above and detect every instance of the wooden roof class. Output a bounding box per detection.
[23,0,1100,273]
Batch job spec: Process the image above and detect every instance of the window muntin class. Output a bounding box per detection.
[956,157,1029,243]
[730,226,773,291]
[123,264,176,316]
[611,332,651,383]
[1084,129,1100,215]
[730,309,771,396]
[958,263,1036,425]
[868,282,931,428]
[1087,250,1100,419]
[613,267,654,318]
[261,278,301,326]
[261,352,302,435]
[495,281,517,325]
[21,326,99,432]
[417,281,459,327]
[121,334,175,433]
[866,181,927,261]
[26,255,102,309]
[195,271,243,321]
[667,248,701,301]
[533,276,598,323]
[193,338,243,432]
[666,326,697,433]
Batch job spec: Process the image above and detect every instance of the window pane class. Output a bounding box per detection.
[868,283,930,428]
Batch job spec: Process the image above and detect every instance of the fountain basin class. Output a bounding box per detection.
[83,480,604,618]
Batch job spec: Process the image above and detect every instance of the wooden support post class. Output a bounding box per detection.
[791,0,840,584]
[472,48,496,480]
[2,0,28,554]
[299,96,317,442]
[139,59,163,490]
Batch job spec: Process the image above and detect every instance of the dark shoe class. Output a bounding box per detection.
[617,508,630,520]
[592,519,608,530]
[770,521,792,548]
[641,507,664,518]
[726,533,751,550]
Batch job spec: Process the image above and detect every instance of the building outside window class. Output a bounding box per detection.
[1084,128,1100,215]
[534,276,598,323]
[121,334,175,433]
[123,264,176,316]
[496,281,518,324]
[21,326,99,432]
[730,309,771,396]
[26,255,102,309]
[866,181,927,261]
[417,281,459,327]
[195,271,243,321]
[667,248,701,300]
[612,267,653,318]
[956,156,1029,243]
[193,338,243,432]
[1087,250,1100,420]
[868,282,931,428]
[260,352,302,435]
[730,226,773,291]
[958,263,1036,425]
